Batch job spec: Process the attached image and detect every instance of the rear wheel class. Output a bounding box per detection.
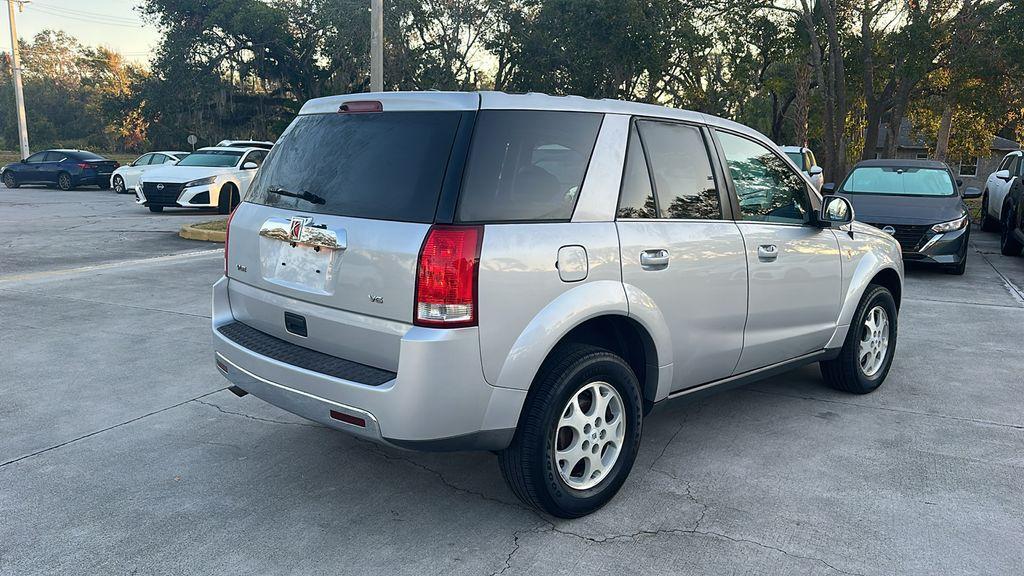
[112,175,126,194]
[148,205,163,213]
[498,344,643,518]
[1001,204,1023,256]
[980,193,999,232]
[57,172,74,191]
[3,171,18,188]
[217,183,240,214]
[820,285,898,394]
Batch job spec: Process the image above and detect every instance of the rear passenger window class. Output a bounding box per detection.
[456,111,603,222]
[616,125,657,219]
[637,120,721,220]
[717,131,811,225]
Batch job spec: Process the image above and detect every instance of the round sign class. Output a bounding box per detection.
[187,134,198,145]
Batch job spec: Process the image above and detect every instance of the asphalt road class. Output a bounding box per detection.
[2,187,1023,575]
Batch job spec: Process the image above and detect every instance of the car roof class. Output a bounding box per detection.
[297,91,777,149]
[149,151,190,155]
[194,146,264,153]
[853,159,950,170]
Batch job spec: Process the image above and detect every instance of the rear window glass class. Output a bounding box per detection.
[247,112,462,222]
[71,151,105,161]
[456,111,602,222]
[178,150,243,168]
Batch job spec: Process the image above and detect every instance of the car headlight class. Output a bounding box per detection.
[184,176,218,188]
[931,214,968,233]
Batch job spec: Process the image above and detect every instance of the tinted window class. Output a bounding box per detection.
[840,167,956,197]
[456,111,602,222]
[70,151,104,161]
[616,125,656,219]
[785,151,804,169]
[44,152,68,162]
[25,152,46,163]
[718,131,810,224]
[177,150,244,168]
[638,120,720,220]
[243,150,267,167]
[148,154,167,165]
[247,111,462,222]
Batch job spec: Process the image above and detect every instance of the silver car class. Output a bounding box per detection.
[213,92,903,518]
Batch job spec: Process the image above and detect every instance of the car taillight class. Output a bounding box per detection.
[224,206,237,276]
[77,163,91,169]
[414,225,482,327]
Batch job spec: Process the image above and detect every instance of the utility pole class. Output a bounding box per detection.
[6,0,28,158]
[370,0,382,92]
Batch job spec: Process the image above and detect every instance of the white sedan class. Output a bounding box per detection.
[110,151,190,194]
[135,146,269,214]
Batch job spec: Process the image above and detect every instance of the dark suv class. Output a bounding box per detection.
[1,149,119,191]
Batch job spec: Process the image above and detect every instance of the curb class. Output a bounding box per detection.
[180,222,226,243]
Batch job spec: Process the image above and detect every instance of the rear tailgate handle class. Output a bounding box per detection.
[259,218,347,251]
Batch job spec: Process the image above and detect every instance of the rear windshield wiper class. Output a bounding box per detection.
[267,185,326,205]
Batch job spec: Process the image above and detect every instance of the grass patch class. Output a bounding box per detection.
[190,219,228,232]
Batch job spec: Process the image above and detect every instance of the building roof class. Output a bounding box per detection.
[876,118,1020,152]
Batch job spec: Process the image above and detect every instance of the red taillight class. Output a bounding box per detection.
[77,162,91,169]
[414,225,482,328]
[338,100,383,113]
[223,206,237,275]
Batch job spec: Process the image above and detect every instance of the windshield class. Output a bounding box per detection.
[247,111,463,222]
[785,152,804,169]
[840,166,956,196]
[176,150,242,168]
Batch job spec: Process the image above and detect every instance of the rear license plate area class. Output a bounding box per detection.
[259,238,335,293]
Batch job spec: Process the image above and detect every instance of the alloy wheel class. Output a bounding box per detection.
[858,305,890,377]
[553,381,626,491]
[113,176,124,193]
[58,174,71,190]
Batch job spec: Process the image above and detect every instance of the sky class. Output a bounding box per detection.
[6,0,159,64]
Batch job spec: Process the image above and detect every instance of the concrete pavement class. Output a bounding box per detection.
[1,188,1022,575]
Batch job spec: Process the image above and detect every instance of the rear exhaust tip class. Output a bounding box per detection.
[228,386,249,398]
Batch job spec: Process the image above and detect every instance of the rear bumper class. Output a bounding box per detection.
[902,226,969,266]
[211,277,525,451]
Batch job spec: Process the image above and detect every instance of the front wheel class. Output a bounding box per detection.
[57,172,74,191]
[1001,206,1023,256]
[820,285,898,394]
[498,344,643,518]
[3,171,18,188]
[112,175,126,194]
[148,205,163,213]
[217,184,240,215]
[980,193,999,232]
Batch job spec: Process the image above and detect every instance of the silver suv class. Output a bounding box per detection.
[213,92,903,518]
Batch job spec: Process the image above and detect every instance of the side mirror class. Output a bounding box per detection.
[956,179,964,187]
[962,186,982,199]
[821,182,836,195]
[242,161,258,170]
[996,169,1012,181]
[809,166,823,176]
[819,195,854,227]
[20,158,27,163]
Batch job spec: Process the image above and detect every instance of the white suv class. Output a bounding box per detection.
[135,146,268,213]
[980,150,1023,231]
[212,92,903,517]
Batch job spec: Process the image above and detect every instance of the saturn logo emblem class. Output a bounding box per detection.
[881,225,896,235]
[156,183,164,190]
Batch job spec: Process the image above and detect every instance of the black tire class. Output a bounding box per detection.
[3,171,18,189]
[97,181,110,190]
[980,193,999,232]
[57,172,74,191]
[498,344,643,518]
[820,285,898,394]
[217,184,240,215]
[148,205,163,213]
[946,256,967,275]
[1001,204,1023,256]
[112,175,126,194]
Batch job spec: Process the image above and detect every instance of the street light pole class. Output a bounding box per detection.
[370,0,382,92]
[6,0,28,158]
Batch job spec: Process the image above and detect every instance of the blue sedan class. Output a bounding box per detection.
[1,149,120,191]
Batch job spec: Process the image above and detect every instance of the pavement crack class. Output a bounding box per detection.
[488,528,524,576]
[0,388,226,469]
[192,398,323,428]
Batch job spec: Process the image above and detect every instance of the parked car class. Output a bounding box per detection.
[215,139,274,150]
[212,91,904,518]
[111,151,190,194]
[824,159,981,275]
[1,149,119,191]
[781,145,824,191]
[135,146,268,213]
[999,178,1024,256]
[980,150,1023,232]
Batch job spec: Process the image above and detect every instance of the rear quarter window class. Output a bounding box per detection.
[456,111,603,223]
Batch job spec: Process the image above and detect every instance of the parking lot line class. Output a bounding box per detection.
[0,248,222,285]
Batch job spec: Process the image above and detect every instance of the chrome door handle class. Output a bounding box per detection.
[640,249,670,269]
[757,244,779,261]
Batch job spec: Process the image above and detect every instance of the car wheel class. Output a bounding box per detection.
[217,184,240,215]
[946,256,967,275]
[498,344,643,518]
[112,175,126,194]
[148,206,163,213]
[1000,205,1023,256]
[980,193,999,232]
[820,285,898,394]
[3,171,18,188]
[57,172,74,191]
